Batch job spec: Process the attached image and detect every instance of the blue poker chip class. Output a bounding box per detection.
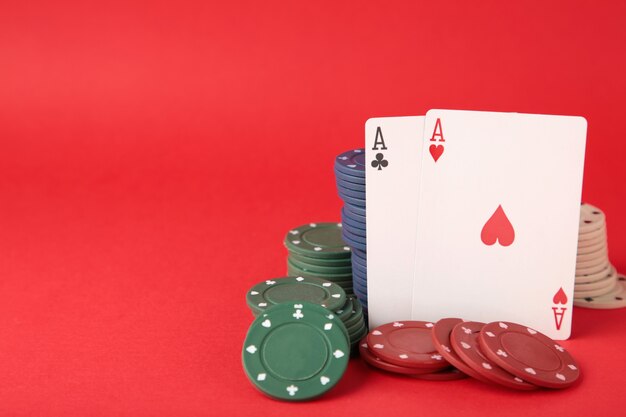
[337,186,365,200]
[339,192,365,207]
[352,259,367,276]
[343,203,366,218]
[342,234,366,252]
[334,168,365,186]
[352,275,367,293]
[335,149,366,178]
[352,269,367,282]
[341,232,366,252]
[341,213,365,233]
[341,208,366,228]
[342,228,366,245]
[336,177,366,192]
[342,222,366,239]
[353,280,367,294]
[353,283,368,301]
[351,248,367,261]
[351,257,366,273]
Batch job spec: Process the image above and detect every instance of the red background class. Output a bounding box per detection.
[1,1,625,416]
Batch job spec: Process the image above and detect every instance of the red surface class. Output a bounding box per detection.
[1,1,625,416]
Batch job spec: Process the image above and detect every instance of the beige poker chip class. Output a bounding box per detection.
[575,276,617,298]
[576,247,608,263]
[576,259,611,276]
[574,273,626,309]
[577,225,606,242]
[575,264,614,283]
[579,203,606,234]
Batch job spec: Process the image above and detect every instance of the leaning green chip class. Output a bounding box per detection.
[284,223,352,259]
[242,302,350,401]
[246,276,347,313]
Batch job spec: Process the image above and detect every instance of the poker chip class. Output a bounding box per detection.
[342,224,366,240]
[334,148,366,178]
[367,321,449,370]
[246,276,346,313]
[334,168,366,185]
[575,259,610,276]
[242,302,350,400]
[574,274,626,309]
[341,230,367,252]
[289,252,353,267]
[339,193,366,208]
[579,203,606,234]
[341,208,365,227]
[338,186,366,199]
[359,338,436,375]
[342,227,366,245]
[575,264,613,283]
[449,321,536,390]
[411,367,467,381]
[288,257,353,275]
[576,247,608,263]
[478,321,580,389]
[431,318,490,383]
[344,202,366,217]
[576,274,617,299]
[351,248,366,261]
[284,222,351,259]
[336,177,366,192]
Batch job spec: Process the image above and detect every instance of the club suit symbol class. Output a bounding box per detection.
[371,153,388,171]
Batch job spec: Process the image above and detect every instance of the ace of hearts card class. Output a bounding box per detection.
[410,110,587,339]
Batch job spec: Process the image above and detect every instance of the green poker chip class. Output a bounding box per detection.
[334,297,354,322]
[289,252,353,267]
[242,302,350,401]
[284,223,351,259]
[343,297,364,328]
[288,256,353,275]
[246,276,347,313]
[287,262,353,281]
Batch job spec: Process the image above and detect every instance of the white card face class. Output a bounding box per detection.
[365,116,425,328]
[411,110,587,339]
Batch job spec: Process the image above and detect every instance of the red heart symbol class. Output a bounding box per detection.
[553,287,568,304]
[481,205,515,246]
[429,144,444,162]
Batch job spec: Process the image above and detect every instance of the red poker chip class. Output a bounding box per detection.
[478,321,581,389]
[411,367,467,381]
[367,321,450,370]
[450,321,537,391]
[431,318,489,383]
[358,338,435,375]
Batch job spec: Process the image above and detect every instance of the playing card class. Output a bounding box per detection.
[411,110,587,339]
[365,116,425,328]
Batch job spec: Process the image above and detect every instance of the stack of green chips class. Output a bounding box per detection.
[283,222,354,295]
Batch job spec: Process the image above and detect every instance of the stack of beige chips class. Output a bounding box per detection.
[574,203,625,309]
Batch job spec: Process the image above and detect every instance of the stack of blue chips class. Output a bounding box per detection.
[334,149,367,314]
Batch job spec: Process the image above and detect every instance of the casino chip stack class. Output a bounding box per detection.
[284,222,354,294]
[242,302,350,401]
[245,276,368,355]
[360,319,581,390]
[333,149,368,313]
[574,203,626,309]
